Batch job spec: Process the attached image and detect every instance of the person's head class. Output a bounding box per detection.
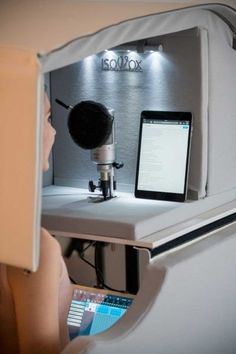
[43,93,56,171]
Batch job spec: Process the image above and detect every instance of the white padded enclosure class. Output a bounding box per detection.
[62,221,236,354]
[0,1,236,270]
[41,7,236,201]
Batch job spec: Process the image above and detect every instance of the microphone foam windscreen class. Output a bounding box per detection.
[68,101,113,149]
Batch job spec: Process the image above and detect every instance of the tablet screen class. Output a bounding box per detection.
[67,286,134,339]
[135,111,192,202]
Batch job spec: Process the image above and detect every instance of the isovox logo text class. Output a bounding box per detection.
[101,55,143,72]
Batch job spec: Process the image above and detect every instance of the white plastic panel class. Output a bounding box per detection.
[0,48,42,270]
[63,222,236,354]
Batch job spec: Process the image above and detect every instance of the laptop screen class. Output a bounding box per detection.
[67,287,134,339]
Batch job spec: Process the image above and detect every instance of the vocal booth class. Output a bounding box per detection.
[1,1,236,353]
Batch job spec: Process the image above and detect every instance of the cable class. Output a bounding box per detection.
[77,243,105,283]
[80,241,96,256]
[77,241,126,293]
[69,276,77,284]
[94,242,126,293]
[67,241,96,285]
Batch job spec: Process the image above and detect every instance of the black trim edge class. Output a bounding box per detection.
[150,212,236,258]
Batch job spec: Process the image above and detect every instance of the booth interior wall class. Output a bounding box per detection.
[207,22,236,196]
[50,28,205,197]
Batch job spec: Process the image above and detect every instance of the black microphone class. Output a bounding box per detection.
[55,99,113,150]
[55,98,121,200]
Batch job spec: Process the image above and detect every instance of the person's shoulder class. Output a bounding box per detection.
[40,227,61,257]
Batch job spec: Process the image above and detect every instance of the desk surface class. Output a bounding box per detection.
[42,186,236,249]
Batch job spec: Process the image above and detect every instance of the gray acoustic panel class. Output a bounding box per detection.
[50,28,205,198]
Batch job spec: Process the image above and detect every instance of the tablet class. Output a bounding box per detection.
[67,285,134,339]
[135,111,192,202]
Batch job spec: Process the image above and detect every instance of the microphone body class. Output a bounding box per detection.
[91,109,115,165]
[90,110,116,200]
[56,99,122,201]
